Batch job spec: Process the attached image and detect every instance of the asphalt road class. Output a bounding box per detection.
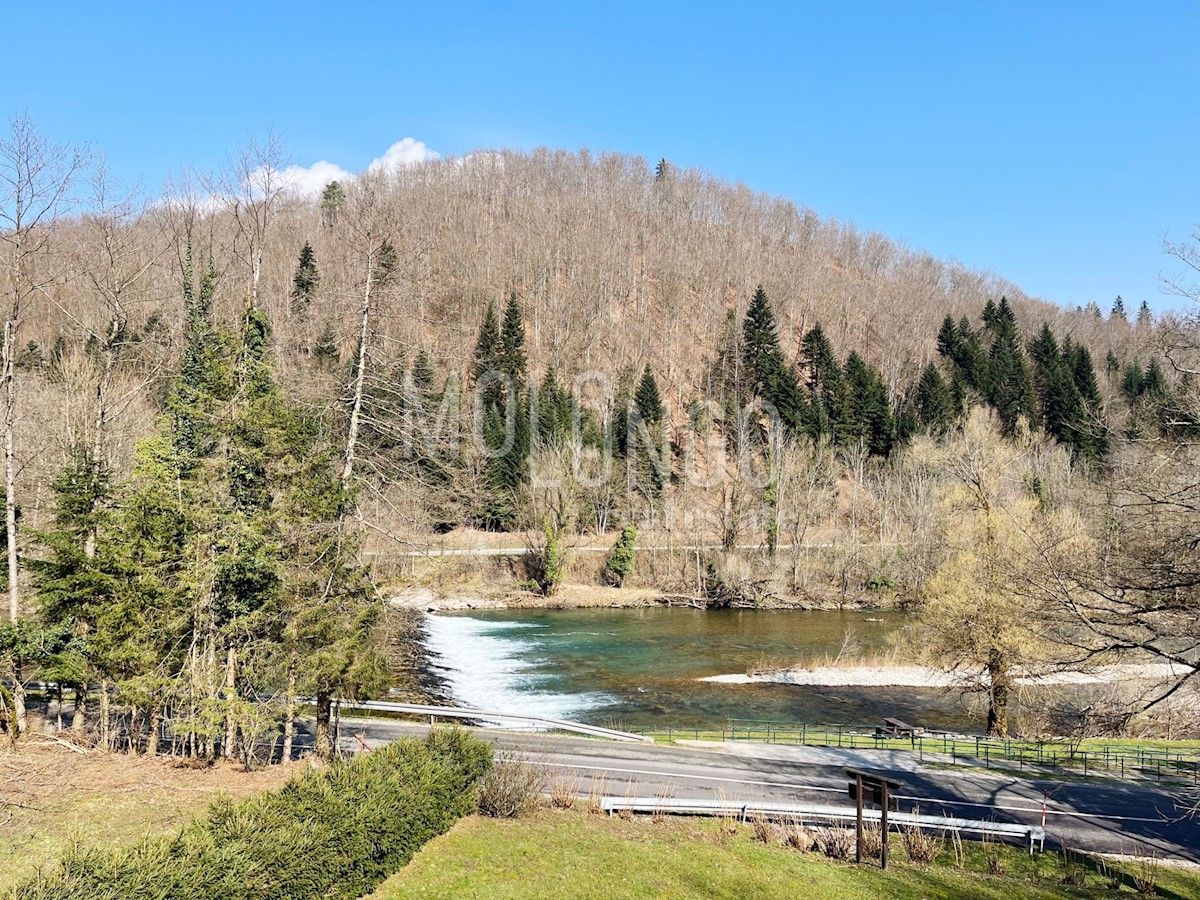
[335,717,1200,861]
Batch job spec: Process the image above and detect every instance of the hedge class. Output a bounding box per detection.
[16,728,493,900]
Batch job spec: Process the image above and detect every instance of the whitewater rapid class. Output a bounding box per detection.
[422,613,612,723]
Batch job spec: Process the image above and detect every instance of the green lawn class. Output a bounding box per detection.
[365,807,1200,900]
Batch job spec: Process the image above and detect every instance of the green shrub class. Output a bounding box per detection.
[602,524,637,587]
[15,728,492,900]
[531,518,568,595]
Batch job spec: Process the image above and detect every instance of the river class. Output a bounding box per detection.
[422,607,982,733]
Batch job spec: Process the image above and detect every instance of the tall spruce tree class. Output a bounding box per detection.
[629,364,667,500]
[472,302,503,409]
[800,324,844,441]
[984,299,1036,436]
[740,286,804,430]
[290,242,320,314]
[839,351,894,455]
[915,362,954,432]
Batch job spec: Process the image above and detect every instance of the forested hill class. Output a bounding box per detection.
[4,145,1175,550]
[30,148,1150,412]
[6,133,1198,753]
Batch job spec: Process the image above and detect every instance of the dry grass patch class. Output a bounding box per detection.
[0,739,290,893]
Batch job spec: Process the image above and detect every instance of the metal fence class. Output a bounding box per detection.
[710,718,1200,781]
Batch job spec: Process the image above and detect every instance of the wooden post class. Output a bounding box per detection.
[880,781,890,870]
[855,773,864,864]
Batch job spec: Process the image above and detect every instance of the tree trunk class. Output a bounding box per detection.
[281,651,297,763]
[340,254,374,492]
[4,319,18,622]
[986,648,1010,737]
[71,682,86,732]
[85,318,121,559]
[13,678,26,736]
[314,690,333,761]
[223,644,237,759]
[146,702,161,756]
[99,679,110,749]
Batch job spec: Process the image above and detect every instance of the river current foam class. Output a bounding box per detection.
[423,613,612,723]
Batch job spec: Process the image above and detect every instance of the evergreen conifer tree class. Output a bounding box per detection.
[634,364,664,425]
[800,324,843,441]
[290,242,320,314]
[915,362,954,432]
[472,303,503,409]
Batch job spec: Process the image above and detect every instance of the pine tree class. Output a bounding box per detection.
[535,364,574,445]
[320,180,345,227]
[1143,358,1167,398]
[981,298,1000,331]
[741,286,805,431]
[500,293,527,386]
[1122,360,1146,399]
[839,352,894,454]
[984,299,1035,436]
[1137,300,1153,329]
[800,324,844,441]
[412,349,436,399]
[634,364,664,425]
[290,243,320,314]
[742,286,783,399]
[626,364,668,501]
[472,302,503,409]
[1070,344,1102,407]
[936,315,960,360]
[170,248,228,462]
[313,322,339,369]
[1111,296,1127,321]
[915,362,953,432]
[1105,350,1120,379]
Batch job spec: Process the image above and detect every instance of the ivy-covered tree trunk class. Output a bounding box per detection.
[986,647,1010,737]
[315,690,333,760]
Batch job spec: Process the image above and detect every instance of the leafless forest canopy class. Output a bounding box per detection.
[5,146,1156,535]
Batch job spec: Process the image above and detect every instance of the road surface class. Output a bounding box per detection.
[328,717,1200,861]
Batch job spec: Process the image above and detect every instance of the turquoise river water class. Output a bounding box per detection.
[422,608,983,733]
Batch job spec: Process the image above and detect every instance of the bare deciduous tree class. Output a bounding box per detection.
[0,115,86,620]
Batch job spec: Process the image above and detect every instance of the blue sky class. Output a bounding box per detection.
[6,2,1198,311]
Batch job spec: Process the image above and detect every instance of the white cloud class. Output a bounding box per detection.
[367,137,440,173]
[248,159,353,199]
[161,136,440,210]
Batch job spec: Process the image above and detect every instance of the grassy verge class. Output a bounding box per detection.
[365,806,1200,900]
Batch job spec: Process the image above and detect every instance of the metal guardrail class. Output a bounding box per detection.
[718,718,1200,781]
[599,796,1046,853]
[338,700,654,743]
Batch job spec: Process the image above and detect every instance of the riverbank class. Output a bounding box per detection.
[700,662,1194,689]
[388,584,894,612]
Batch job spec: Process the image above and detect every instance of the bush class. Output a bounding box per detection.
[14,728,492,900]
[602,524,637,587]
[530,519,568,596]
[902,825,943,865]
[813,826,854,860]
[476,752,544,818]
